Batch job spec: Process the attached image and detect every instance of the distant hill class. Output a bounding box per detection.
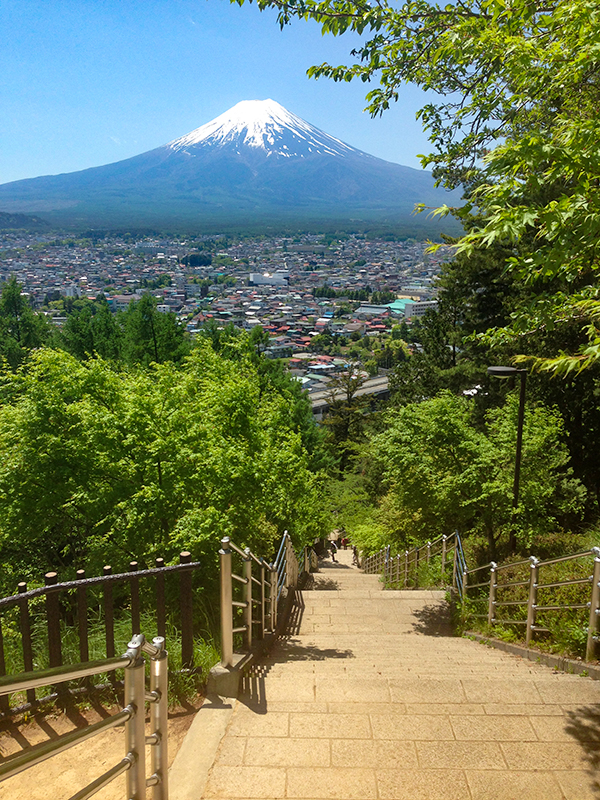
[0,210,48,229]
[0,100,461,234]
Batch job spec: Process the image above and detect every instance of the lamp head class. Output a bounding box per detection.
[487,365,521,378]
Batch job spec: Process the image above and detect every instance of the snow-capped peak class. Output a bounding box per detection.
[167,99,355,159]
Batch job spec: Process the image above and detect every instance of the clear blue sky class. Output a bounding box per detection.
[0,0,434,185]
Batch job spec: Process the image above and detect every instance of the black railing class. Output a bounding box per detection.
[0,551,202,715]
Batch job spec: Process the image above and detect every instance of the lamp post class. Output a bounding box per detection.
[487,365,527,553]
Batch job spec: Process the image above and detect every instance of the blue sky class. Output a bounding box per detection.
[0,0,434,185]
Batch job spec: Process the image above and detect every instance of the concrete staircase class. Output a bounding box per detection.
[193,549,600,800]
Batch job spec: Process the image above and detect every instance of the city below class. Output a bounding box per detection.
[0,229,451,408]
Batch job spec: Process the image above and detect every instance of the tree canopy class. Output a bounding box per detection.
[0,343,329,593]
[235,0,600,373]
[370,392,586,557]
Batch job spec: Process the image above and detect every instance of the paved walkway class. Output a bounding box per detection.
[203,549,600,800]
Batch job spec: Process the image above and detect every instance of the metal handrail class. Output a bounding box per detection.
[363,531,600,660]
[0,560,201,610]
[0,633,168,800]
[219,531,303,667]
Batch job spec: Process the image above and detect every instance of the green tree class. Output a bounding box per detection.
[0,277,50,367]
[121,294,189,366]
[0,345,328,592]
[323,366,370,473]
[372,393,586,558]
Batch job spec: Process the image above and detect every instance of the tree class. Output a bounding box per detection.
[236,0,600,372]
[121,294,189,366]
[371,393,586,558]
[0,345,328,593]
[323,365,369,473]
[0,277,50,367]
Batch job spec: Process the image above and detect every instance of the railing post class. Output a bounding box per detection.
[441,535,447,583]
[179,551,194,669]
[103,565,115,660]
[219,538,233,668]
[586,551,600,662]
[244,548,253,650]
[487,563,497,626]
[148,637,169,800]
[270,565,278,630]
[526,556,539,647]
[18,582,35,705]
[45,572,62,669]
[259,560,266,640]
[129,561,141,635]
[284,532,291,588]
[426,541,431,565]
[452,542,458,591]
[155,557,166,639]
[415,548,420,589]
[124,635,146,800]
[76,569,89,664]
[0,618,7,714]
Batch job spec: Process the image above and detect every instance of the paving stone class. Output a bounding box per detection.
[529,714,579,741]
[500,741,591,770]
[213,735,246,767]
[406,703,484,716]
[416,740,506,770]
[370,713,454,740]
[228,711,289,738]
[450,714,537,741]
[376,768,470,799]
[205,766,286,798]
[244,737,331,767]
[389,677,466,704]
[466,769,564,800]
[289,712,371,739]
[553,770,599,800]
[286,767,377,799]
[237,701,329,714]
[483,703,564,716]
[461,678,543,704]
[315,677,390,703]
[327,701,406,716]
[535,679,600,704]
[331,739,418,768]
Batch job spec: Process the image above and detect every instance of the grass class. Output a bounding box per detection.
[1,607,220,710]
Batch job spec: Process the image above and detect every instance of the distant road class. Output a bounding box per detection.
[310,376,390,416]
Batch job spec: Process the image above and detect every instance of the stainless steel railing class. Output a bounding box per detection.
[363,532,461,594]
[0,632,168,800]
[463,548,600,661]
[363,533,600,661]
[219,531,303,668]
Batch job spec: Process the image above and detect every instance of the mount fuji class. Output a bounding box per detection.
[0,100,460,231]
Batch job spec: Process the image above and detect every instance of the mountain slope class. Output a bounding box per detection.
[0,100,461,231]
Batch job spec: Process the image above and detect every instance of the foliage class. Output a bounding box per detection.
[322,365,370,472]
[0,277,52,368]
[235,0,600,371]
[370,392,586,557]
[0,342,328,593]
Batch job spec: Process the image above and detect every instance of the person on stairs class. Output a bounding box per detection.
[329,540,338,562]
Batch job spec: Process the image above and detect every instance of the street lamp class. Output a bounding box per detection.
[487,365,527,553]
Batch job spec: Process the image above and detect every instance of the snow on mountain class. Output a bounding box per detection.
[168,99,357,159]
[0,98,462,232]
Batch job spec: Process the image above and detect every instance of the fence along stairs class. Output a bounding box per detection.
[196,547,600,800]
